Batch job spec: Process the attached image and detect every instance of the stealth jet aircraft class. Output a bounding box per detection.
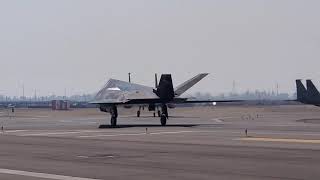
[92,73,238,127]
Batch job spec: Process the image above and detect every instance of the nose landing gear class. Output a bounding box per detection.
[110,105,118,127]
[160,104,168,126]
[160,114,167,126]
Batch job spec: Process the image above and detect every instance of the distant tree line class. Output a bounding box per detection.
[0,89,294,102]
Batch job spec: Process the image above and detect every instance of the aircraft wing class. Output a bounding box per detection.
[91,79,159,105]
[178,100,244,103]
[124,99,244,105]
[90,100,129,104]
[174,73,209,96]
[92,78,243,106]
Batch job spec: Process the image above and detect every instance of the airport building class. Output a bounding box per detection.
[51,100,70,110]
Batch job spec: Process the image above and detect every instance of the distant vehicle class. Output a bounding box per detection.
[0,104,15,109]
[91,73,240,127]
[0,104,15,113]
[296,79,320,106]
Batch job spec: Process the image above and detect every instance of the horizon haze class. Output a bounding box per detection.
[1,1,320,97]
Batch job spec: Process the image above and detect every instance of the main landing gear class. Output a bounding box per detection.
[137,106,161,118]
[131,104,168,126]
[137,106,141,117]
[110,105,118,127]
[160,104,168,126]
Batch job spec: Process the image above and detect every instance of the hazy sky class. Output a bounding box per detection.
[1,0,320,97]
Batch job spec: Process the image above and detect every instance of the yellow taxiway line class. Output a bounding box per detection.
[235,137,320,144]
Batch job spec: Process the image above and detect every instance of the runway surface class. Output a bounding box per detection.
[1,105,320,180]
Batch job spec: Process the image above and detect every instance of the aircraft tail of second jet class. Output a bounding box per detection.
[306,80,320,99]
[296,79,308,103]
[296,79,320,105]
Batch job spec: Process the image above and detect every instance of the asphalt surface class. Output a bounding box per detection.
[0,105,320,180]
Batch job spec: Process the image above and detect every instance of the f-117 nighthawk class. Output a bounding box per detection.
[92,73,238,127]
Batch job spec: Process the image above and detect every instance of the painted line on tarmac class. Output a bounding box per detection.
[24,116,50,118]
[18,118,44,120]
[0,168,101,180]
[149,130,197,135]
[4,130,29,133]
[77,156,89,159]
[80,133,147,138]
[59,120,73,123]
[59,118,102,122]
[17,130,109,136]
[242,131,320,137]
[235,137,320,144]
[211,118,223,123]
[79,121,99,124]
[79,130,213,138]
[58,120,98,125]
[214,116,237,120]
[12,116,49,120]
[211,116,237,123]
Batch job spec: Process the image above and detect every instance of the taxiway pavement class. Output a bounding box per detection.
[0,105,320,180]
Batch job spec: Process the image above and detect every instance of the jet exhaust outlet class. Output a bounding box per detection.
[154,74,175,101]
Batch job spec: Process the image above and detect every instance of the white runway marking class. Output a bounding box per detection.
[80,130,211,138]
[79,122,98,125]
[80,133,147,138]
[218,116,237,119]
[10,128,320,139]
[211,118,223,123]
[18,130,108,136]
[77,156,89,159]
[0,168,101,180]
[20,132,86,136]
[59,120,73,123]
[19,118,42,120]
[58,120,98,125]
[59,119,102,123]
[211,116,237,123]
[149,130,196,135]
[4,130,29,133]
[25,116,50,118]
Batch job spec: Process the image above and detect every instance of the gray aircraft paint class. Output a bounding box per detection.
[174,73,209,96]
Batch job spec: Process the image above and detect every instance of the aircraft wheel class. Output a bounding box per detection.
[137,111,140,117]
[153,112,156,117]
[160,114,167,126]
[111,117,117,127]
[109,105,118,127]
